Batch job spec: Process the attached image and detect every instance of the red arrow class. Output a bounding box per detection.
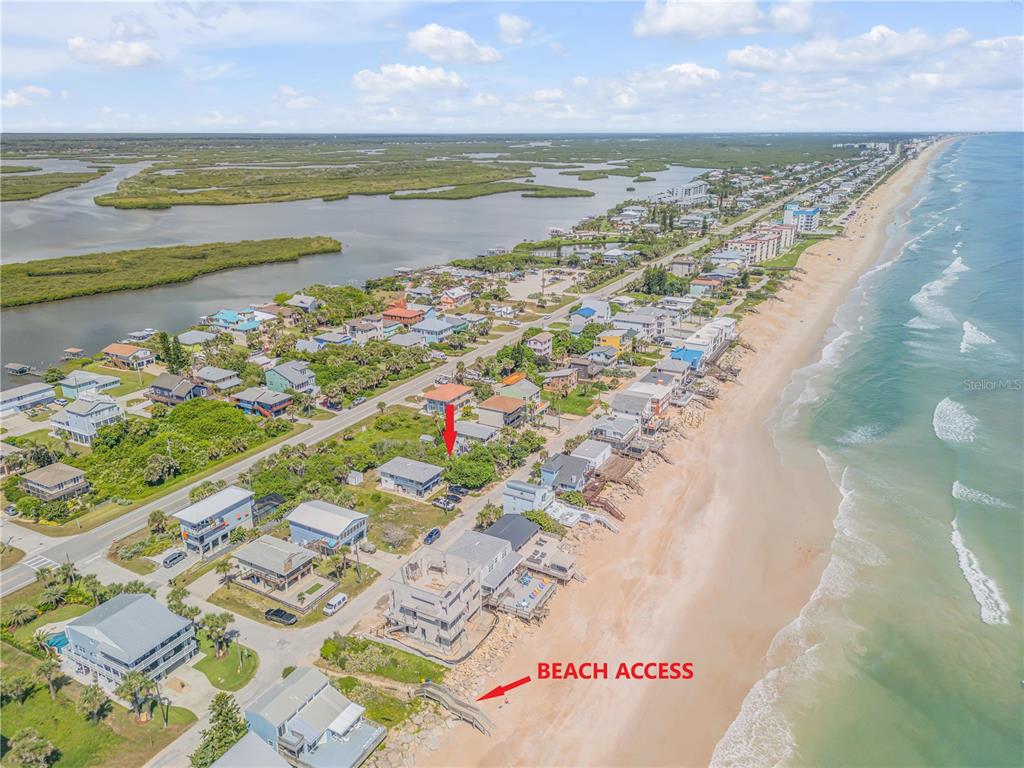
[442,403,458,456]
[476,675,532,701]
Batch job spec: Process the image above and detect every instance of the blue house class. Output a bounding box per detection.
[172,485,254,556]
[378,457,443,498]
[266,360,318,395]
[411,317,454,344]
[314,331,353,346]
[503,479,554,515]
[287,500,368,554]
[671,347,704,370]
[58,370,120,400]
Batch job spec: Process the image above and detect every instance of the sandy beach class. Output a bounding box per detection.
[419,140,951,768]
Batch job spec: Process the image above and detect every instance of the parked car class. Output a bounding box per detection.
[443,494,462,506]
[352,396,367,406]
[429,351,448,361]
[4,504,18,517]
[323,593,349,616]
[54,398,69,406]
[434,375,451,385]
[265,608,298,625]
[359,539,377,554]
[424,527,442,544]
[162,551,187,569]
[432,498,456,512]
[447,485,469,498]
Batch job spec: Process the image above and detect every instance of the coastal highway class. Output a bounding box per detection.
[0,193,809,597]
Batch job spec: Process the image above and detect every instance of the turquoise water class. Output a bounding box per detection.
[712,134,1023,767]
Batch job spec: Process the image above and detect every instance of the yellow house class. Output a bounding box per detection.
[597,329,631,351]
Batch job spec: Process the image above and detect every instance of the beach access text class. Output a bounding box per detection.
[537,661,695,680]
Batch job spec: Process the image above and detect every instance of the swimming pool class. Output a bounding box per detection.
[46,631,69,651]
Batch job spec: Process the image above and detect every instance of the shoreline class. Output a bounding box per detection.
[418,139,954,768]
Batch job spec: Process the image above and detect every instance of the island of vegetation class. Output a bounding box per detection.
[0,169,109,201]
[0,165,43,173]
[0,236,342,308]
[390,181,593,200]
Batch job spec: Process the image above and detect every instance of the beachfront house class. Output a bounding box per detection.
[503,479,554,515]
[476,395,527,429]
[627,382,672,417]
[101,343,154,370]
[148,373,208,406]
[569,439,613,473]
[446,531,521,601]
[287,500,368,554]
[422,383,473,416]
[64,594,197,684]
[266,361,318,396]
[233,387,292,417]
[49,392,125,446]
[210,732,289,768]
[176,329,218,351]
[195,366,244,392]
[378,457,443,499]
[58,370,119,400]
[540,453,591,492]
[20,462,89,502]
[245,667,386,768]
[485,514,541,552]
[385,547,481,651]
[0,382,56,415]
[590,415,640,450]
[172,485,254,556]
[611,391,654,423]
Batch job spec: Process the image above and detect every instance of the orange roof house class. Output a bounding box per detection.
[422,383,473,415]
[383,299,425,327]
[476,395,528,428]
[101,343,155,370]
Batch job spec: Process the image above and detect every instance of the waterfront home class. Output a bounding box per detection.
[454,420,499,452]
[246,667,386,768]
[257,304,298,327]
[570,439,613,473]
[49,392,124,446]
[58,370,119,400]
[148,373,208,407]
[234,535,316,593]
[782,202,821,232]
[540,453,591,492]
[540,367,577,394]
[411,317,454,344]
[627,382,672,417]
[655,357,695,377]
[285,294,320,312]
[386,547,481,651]
[485,514,541,551]
[101,343,154,371]
[676,317,736,368]
[173,485,254,556]
[503,479,554,515]
[382,300,425,327]
[287,500,368,553]
[497,379,540,403]
[405,285,433,302]
[65,594,197,684]
[422,383,473,416]
[378,456,443,499]
[387,331,425,348]
[590,415,640,450]
[440,286,471,310]
[266,361,318,396]
[233,387,292,417]
[678,179,710,206]
[725,233,779,263]
[611,391,654,423]
[446,531,521,601]
[314,330,353,347]
[525,332,553,358]
[177,329,218,350]
[195,366,244,391]
[211,732,289,768]
[21,462,89,502]
[477,395,527,429]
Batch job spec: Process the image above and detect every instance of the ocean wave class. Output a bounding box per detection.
[950,519,1010,625]
[954,223,962,232]
[905,316,939,330]
[952,481,1011,508]
[909,256,968,324]
[708,665,797,768]
[835,424,886,446]
[932,398,978,444]
[960,321,996,354]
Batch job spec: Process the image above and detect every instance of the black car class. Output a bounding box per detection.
[162,551,187,569]
[423,527,442,545]
[447,485,469,498]
[265,608,298,625]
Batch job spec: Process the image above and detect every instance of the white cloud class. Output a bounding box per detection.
[67,36,161,67]
[727,25,972,73]
[1,85,51,108]
[185,62,236,82]
[634,1,812,38]
[472,92,500,107]
[196,110,242,126]
[497,13,532,45]
[407,23,500,63]
[274,85,318,109]
[353,63,464,95]
[572,76,589,88]
[533,88,565,103]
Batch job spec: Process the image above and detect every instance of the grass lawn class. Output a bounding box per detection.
[541,384,604,417]
[307,408,336,421]
[106,528,165,576]
[57,361,155,397]
[355,485,448,554]
[12,603,92,645]
[322,636,446,685]
[493,323,516,332]
[208,582,330,629]
[8,428,91,456]
[193,633,259,692]
[314,562,381,601]
[10,421,310,537]
[0,643,196,768]
[1,545,25,570]
[760,235,833,269]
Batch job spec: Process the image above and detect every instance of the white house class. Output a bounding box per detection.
[49,392,124,446]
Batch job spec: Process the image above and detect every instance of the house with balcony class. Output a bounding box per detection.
[497,379,540,404]
[233,387,292,417]
[0,382,56,416]
[627,382,672,418]
[422,383,473,416]
[266,361,319,396]
[386,547,481,651]
[172,485,254,556]
[540,453,591,492]
[446,531,522,602]
[590,415,640,450]
[570,439,613,474]
[383,301,425,327]
[234,535,316,593]
[64,594,197,684]
[148,373,209,406]
[101,343,155,370]
[525,332,553,358]
[347,319,383,345]
[195,366,244,392]
[378,457,443,499]
[439,286,471,310]
[503,479,554,515]
[211,732,289,768]
[245,667,386,768]
[20,462,89,502]
[540,368,577,395]
[611,391,654,423]
[287,500,368,554]
[58,370,120,400]
[476,395,527,429]
[285,294,320,312]
[612,312,658,341]
[411,317,454,344]
[49,392,125,446]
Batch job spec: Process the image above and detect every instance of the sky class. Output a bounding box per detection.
[1,1,1022,133]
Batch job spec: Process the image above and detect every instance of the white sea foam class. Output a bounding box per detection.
[932,398,978,444]
[836,424,885,446]
[960,321,996,354]
[952,481,1011,508]
[950,519,1010,625]
[954,223,962,232]
[909,256,968,324]
[905,316,939,330]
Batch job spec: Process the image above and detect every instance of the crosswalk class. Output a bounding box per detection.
[22,554,59,572]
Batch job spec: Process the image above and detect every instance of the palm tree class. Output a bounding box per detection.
[115,671,154,721]
[56,560,79,585]
[214,559,234,585]
[77,683,108,724]
[201,612,234,658]
[41,584,67,609]
[6,604,37,629]
[80,574,103,606]
[148,509,167,535]
[32,629,51,657]
[35,657,62,700]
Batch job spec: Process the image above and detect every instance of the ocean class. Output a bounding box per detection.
[712,134,1023,766]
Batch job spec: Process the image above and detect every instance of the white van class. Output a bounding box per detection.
[323,593,349,616]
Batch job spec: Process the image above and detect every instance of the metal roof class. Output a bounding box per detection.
[378,456,443,484]
[211,732,289,768]
[287,500,366,538]
[454,420,498,441]
[445,530,509,569]
[67,594,190,665]
[485,514,541,551]
[235,535,315,576]
[172,485,253,525]
[247,667,330,727]
[570,439,610,461]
